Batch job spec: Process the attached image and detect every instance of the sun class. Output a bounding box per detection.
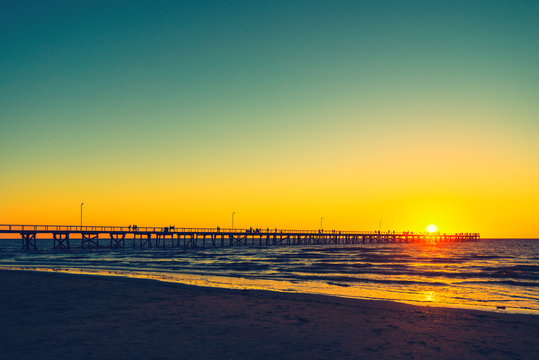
[426,224,438,233]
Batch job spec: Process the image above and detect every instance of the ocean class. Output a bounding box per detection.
[1,238,538,314]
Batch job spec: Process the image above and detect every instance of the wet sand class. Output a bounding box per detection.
[1,270,538,359]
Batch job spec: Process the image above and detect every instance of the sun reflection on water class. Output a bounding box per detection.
[423,291,435,302]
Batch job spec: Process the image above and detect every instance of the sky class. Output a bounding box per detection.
[1,1,538,237]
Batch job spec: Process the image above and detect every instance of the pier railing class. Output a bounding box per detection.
[0,224,478,236]
[0,224,480,250]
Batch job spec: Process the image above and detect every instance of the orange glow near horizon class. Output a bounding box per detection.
[1,121,537,238]
[0,179,536,237]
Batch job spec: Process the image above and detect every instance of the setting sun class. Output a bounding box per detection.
[426,224,438,233]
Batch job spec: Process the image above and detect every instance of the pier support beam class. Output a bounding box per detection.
[156,234,174,248]
[138,233,152,248]
[82,233,99,249]
[20,232,37,250]
[53,233,70,249]
[109,233,125,248]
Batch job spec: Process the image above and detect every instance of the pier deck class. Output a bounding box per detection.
[0,224,480,250]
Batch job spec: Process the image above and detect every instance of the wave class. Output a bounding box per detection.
[296,275,449,287]
[460,280,539,288]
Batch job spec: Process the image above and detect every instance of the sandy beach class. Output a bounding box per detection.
[1,270,538,360]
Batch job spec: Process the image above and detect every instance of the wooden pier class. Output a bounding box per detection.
[0,224,480,250]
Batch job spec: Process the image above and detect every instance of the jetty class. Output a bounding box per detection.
[0,224,480,250]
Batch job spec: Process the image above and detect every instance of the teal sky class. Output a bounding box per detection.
[1,1,538,236]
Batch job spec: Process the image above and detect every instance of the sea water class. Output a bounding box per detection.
[1,238,537,314]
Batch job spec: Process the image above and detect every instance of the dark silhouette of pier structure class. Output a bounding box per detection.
[0,224,480,250]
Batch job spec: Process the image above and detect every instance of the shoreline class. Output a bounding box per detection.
[1,269,539,359]
[1,265,537,316]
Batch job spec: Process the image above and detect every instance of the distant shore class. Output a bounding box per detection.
[1,270,538,359]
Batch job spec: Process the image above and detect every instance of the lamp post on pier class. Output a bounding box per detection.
[232,212,236,231]
[320,217,324,232]
[80,202,84,230]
